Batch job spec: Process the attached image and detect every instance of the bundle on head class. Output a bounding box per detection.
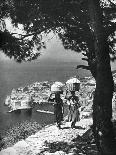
[66,78,80,92]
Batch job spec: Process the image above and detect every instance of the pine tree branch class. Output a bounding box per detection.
[82,58,88,62]
[107,0,116,8]
[76,65,90,70]
[82,52,88,56]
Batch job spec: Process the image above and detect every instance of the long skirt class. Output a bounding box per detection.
[68,105,80,123]
[54,105,63,124]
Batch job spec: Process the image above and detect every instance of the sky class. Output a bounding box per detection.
[0,18,84,64]
[0,18,82,63]
[0,18,116,71]
[0,35,83,64]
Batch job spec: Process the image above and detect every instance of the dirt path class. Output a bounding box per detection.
[0,117,99,155]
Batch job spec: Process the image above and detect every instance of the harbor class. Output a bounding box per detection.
[1,73,116,150]
[4,81,52,113]
[4,72,116,114]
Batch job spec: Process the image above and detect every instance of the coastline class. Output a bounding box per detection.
[0,106,69,150]
[0,116,95,155]
[0,76,95,151]
[1,71,116,154]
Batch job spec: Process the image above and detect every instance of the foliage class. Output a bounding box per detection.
[1,121,42,149]
[0,0,116,65]
[0,1,116,154]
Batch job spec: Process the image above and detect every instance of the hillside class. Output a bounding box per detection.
[1,116,98,155]
[1,72,116,154]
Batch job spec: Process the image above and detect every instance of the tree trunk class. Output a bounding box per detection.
[88,0,116,154]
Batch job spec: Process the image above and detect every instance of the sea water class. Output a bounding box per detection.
[0,60,90,133]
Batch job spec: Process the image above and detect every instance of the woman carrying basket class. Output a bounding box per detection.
[67,91,80,128]
[48,82,64,129]
[48,93,64,129]
[66,78,81,128]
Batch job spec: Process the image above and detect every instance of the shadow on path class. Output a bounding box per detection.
[39,128,99,155]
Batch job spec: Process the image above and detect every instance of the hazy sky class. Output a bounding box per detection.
[0,33,83,64]
[0,33,116,71]
[0,18,116,71]
[0,18,83,64]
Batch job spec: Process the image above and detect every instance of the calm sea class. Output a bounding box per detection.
[0,60,90,133]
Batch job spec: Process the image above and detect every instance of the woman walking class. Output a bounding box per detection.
[67,91,80,128]
[48,93,64,129]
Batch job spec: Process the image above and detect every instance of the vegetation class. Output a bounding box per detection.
[1,121,42,149]
[0,0,116,154]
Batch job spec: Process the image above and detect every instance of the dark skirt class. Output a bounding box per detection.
[54,104,63,124]
[68,105,80,123]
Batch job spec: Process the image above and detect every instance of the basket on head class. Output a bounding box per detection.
[51,81,64,94]
[66,78,80,91]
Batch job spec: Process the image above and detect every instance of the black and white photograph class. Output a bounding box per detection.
[0,0,116,154]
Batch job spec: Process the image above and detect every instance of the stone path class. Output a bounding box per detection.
[0,118,93,155]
